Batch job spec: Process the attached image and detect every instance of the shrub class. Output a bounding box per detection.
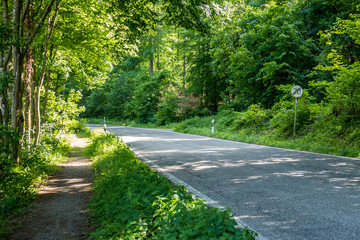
[234,104,270,129]
[156,93,180,125]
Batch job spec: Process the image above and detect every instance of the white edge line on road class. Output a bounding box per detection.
[125,142,268,240]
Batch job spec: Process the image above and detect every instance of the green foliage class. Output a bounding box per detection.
[0,24,12,54]
[66,119,91,137]
[87,132,257,239]
[81,0,360,158]
[235,104,270,129]
[156,92,180,125]
[131,73,162,123]
[270,85,313,136]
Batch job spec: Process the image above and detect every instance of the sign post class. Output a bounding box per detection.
[212,119,215,133]
[291,85,303,137]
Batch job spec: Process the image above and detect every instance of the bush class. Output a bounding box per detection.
[66,119,91,137]
[234,104,270,129]
[156,93,179,125]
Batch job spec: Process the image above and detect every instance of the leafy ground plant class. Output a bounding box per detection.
[87,131,257,240]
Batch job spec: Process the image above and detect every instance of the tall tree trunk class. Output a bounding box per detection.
[149,35,154,77]
[41,69,51,123]
[156,47,160,72]
[34,3,59,146]
[1,0,11,126]
[11,0,25,165]
[30,70,36,139]
[183,37,187,89]
[24,50,34,146]
[24,2,35,146]
[42,45,55,123]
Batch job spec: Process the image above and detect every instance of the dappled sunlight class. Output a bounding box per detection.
[249,157,300,165]
[157,165,184,172]
[273,171,313,178]
[231,175,268,184]
[193,165,218,171]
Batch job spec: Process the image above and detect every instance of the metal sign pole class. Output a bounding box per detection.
[291,85,303,137]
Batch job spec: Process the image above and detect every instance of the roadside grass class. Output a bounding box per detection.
[83,117,177,129]
[179,126,359,158]
[86,130,257,240]
[175,125,360,159]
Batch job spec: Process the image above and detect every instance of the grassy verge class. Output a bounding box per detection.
[86,130,257,240]
[174,115,360,158]
[84,117,177,129]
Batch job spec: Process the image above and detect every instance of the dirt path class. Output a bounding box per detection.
[8,137,93,240]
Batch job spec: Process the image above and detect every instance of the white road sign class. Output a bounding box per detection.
[291,85,303,98]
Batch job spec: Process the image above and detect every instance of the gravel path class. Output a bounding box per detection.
[8,137,93,240]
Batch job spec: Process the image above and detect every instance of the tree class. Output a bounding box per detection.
[0,0,59,163]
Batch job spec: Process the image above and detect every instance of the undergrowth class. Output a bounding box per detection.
[87,130,257,240]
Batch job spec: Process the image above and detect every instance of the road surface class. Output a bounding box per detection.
[89,124,360,240]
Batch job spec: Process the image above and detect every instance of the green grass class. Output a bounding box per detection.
[175,120,360,159]
[83,118,178,129]
[87,131,257,240]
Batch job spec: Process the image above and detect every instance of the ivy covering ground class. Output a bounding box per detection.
[87,131,257,240]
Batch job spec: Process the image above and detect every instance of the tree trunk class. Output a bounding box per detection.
[11,0,25,165]
[183,37,187,89]
[24,50,34,146]
[149,35,154,77]
[34,3,59,145]
[41,69,51,123]
[42,45,55,123]
[156,47,160,72]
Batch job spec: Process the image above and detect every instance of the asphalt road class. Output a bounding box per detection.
[88,124,360,240]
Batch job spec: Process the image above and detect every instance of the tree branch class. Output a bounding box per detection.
[25,0,59,49]
[20,0,31,24]
[1,0,9,25]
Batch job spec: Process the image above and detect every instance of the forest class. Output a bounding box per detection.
[82,0,360,155]
[1,0,360,236]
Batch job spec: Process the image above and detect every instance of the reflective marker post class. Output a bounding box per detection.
[212,119,215,133]
[104,117,107,132]
[291,85,303,137]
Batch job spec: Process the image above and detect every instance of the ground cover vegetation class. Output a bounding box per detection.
[86,130,257,239]
[83,0,360,158]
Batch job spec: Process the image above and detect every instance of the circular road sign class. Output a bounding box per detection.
[291,85,303,98]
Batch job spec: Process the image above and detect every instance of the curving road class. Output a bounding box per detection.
[88,124,360,240]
